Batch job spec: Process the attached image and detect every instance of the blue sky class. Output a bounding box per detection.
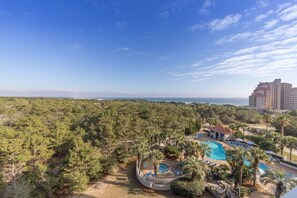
[1,0,297,98]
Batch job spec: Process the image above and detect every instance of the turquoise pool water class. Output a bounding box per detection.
[203,141,270,172]
[158,163,169,173]
[244,159,270,172]
[259,163,270,171]
[203,140,226,160]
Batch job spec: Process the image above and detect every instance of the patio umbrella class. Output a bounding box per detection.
[258,168,265,175]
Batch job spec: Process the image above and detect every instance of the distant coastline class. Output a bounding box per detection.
[0,96,248,106]
[98,97,248,106]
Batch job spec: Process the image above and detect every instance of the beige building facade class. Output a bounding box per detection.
[249,79,297,110]
[290,88,297,110]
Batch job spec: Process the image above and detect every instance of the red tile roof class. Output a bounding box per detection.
[209,125,234,135]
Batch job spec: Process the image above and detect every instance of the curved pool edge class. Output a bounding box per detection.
[202,140,227,161]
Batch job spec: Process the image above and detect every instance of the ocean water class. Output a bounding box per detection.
[99,97,248,106]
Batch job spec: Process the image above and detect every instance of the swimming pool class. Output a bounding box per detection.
[203,140,226,160]
[259,163,270,172]
[158,163,169,173]
[203,140,270,173]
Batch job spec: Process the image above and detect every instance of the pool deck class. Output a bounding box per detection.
[187,132,297,175]
[140,158,181,178]
[186,132,231,166]
[187,131,297,197]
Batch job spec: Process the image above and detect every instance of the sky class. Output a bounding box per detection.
[1,0,297,98]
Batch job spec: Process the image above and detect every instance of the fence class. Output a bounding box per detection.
[135,160,183,191]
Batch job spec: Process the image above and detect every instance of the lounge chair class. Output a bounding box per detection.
[217,187,226,194]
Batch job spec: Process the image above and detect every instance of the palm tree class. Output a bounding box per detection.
[182,156,206,181]
[199,143,211,160]
[135,140,148,168]
[229,123,240,140]
[229,123,240,131]
[264,131,274,142]
[158,131,166,146]
[184,141,200,158]
[261,170,297,198]
[208,117,220,127]
[172,131,184,147]
[279,137,287,157]
[248,147,268,186]
[286,136,297,161]
[226,148,250,186]
[263,114,273,132]
[150,149,164,178]
[278,114,290,137]
[210,164,230,179]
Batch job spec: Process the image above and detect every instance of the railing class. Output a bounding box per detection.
[136,160,184,191]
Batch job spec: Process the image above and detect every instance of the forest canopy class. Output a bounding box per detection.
[0,97,262,196]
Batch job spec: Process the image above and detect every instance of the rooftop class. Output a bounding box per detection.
[209,125,234,135]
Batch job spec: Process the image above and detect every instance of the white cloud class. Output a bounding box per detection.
[190,13,241,32]
[264,19,279,29]
[128,51,150,56]
[171,18,297,79]
[208,14,241,31]
[170,1,297,81]
[257,0,269,8]
[159,0,193,19]
[276,2,292,12]
[111,47,130,52]
[255,14,268,22]
[215,32,253,45]
[278,4,297,21]
[111,47,151,56]
[216,19,297,45]
[199,0,215,15]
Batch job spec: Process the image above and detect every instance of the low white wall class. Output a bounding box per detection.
[136,160,178,191]
[280,162,297,171]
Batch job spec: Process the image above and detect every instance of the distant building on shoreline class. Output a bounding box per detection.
[249,79,297,110]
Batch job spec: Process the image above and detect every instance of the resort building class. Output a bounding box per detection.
[281,83,292,110]
[249,79,297,110]
[209,125,234,141]
[290,88,297,110]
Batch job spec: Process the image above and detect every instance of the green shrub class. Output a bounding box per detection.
[171,179,205,198]
[164,145,180,160]
[239,186,252,197]
[245,135,278,152]
[234,131,245,139]
[101,154,119,174]
[0,174,5,196]
[185,121,201,135]
[61,171,89,193]
[4,179,32,198]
